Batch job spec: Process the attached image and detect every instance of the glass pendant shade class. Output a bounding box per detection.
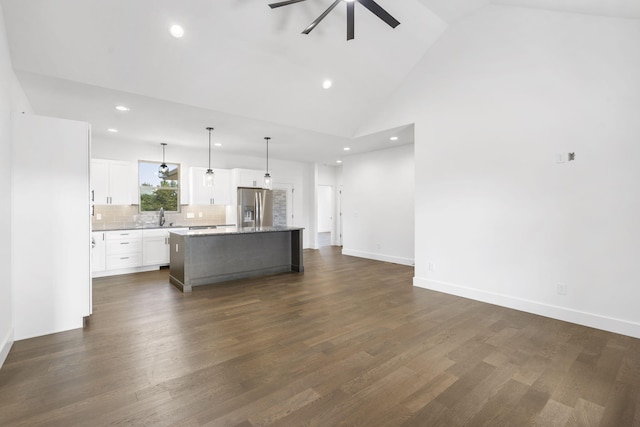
[205,168,215,187]
[205,127,215,187]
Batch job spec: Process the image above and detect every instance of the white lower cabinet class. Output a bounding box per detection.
[91,232,106,273]
[93,228,188,277]
[105,230,143,270]
[143,228,188,266]
[143,229,169,266]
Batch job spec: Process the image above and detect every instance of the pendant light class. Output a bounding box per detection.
[204,127,215,187]
[263,137,272,190]
[158,143,169,178]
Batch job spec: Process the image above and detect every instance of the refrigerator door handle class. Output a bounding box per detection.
[256,191,261,228]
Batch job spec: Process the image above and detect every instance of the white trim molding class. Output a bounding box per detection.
[0,328,14,369]
[414,277,640,339]
[343,249,414,267]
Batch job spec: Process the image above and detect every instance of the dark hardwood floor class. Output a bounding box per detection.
[1,247,640,426]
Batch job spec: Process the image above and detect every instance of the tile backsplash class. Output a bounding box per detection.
[92,205,230,230]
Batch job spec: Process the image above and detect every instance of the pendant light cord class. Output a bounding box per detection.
[206,127,215,172]
[265,137,271,174]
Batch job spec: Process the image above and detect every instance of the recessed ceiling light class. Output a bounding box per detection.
[107,128,118,133]
[336,160,342,164]
[169,24,184,38]
[344,147,350,151]
[214,143,222,147]
[115,105,130,112]
[322,80,332,89]
[390,136,398,141]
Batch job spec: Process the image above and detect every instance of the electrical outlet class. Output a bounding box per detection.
[428,262,435,272]
[198,212,203,218]
[186,212,195,219]
[96,213,102,220]
[375,243,381,250]
[557,283,567,295]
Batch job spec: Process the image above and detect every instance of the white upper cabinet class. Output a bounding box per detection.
[92,159,136,205]
[189,167,231,205]
[212,169,231,205]
[236,169,265,188]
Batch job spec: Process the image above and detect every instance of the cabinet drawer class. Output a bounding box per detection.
[106,253,143,270]
[106,239,142,254]
[106,230,143,241]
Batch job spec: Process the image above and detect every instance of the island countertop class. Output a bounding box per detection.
[170,226,304,237]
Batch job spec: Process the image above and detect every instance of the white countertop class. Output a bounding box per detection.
[170,226,304,237]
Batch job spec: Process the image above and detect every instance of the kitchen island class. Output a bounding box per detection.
[169,226,304,292]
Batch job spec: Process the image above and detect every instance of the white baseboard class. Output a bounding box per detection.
[92,264,165,278]
[342,248,414,267]
[0,328,14,369]
[414,277,640,339]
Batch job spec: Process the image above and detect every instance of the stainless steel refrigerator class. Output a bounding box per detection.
[237,187,273,228]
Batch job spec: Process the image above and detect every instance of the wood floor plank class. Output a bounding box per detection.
[1,247,640,426]
[532,399,574,427]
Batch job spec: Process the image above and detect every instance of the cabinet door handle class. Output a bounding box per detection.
[91,205,94,216]
[120,242,130,245]
[120,257,129,260]
[91,190,94,202]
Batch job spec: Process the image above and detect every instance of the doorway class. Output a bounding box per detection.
[317,185,333,247]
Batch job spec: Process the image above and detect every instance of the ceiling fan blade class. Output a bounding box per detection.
[347,1,355,40]
[302,0,341,34]
[356,0,400,28]
[269,0,307,9]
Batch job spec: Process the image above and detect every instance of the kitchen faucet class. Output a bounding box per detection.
[159,207,166,227]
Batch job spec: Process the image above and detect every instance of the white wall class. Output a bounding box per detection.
[0,4,31,368]
[12,114,91,340]
[359,6,640,337]
[342,144,415,266]
[92,136,315,248]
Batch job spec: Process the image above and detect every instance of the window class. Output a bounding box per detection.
[139,161,180,212]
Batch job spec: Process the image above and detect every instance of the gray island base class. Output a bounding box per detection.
[169,226,304,293]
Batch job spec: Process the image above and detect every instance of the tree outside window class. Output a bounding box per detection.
[139,161,180,212]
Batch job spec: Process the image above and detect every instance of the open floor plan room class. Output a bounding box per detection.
[1,248,639,426]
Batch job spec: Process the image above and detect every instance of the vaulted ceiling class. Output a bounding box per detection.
[2,0,638,163]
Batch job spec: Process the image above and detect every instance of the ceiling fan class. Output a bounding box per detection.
[269,0,400,41]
